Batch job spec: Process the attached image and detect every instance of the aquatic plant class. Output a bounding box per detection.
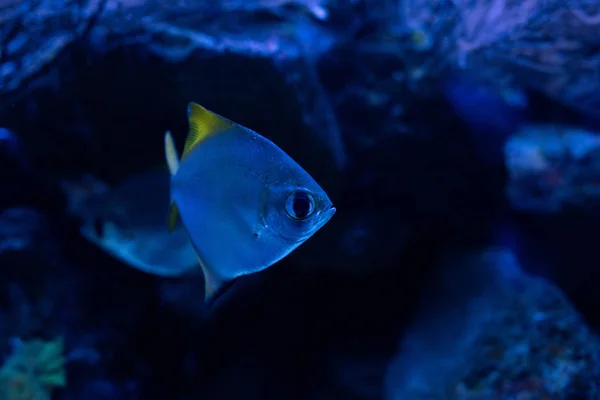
[0,338,66,400]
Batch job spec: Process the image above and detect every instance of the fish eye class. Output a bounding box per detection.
[285,190,315,220]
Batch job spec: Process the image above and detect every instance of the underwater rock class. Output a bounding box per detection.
[1,0,508,277]
[0,205,163,394]
[0,208,75,347]
[384,248,600,399]
[441,75,527,165]
[312,347,388,399]
[315,38,510,274]
[0,0,346,173]
[0,127,51,210]
[504,124,600,213]
[0,0,371,274]
[0,207,56,264]
[389,0,600,117]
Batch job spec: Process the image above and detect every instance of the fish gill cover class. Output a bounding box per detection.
[1,0,600,398]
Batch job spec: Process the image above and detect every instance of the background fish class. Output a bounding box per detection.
[165,102,336,303]
[62,169,199,277]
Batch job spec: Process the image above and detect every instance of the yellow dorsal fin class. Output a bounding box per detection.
[182,102,236,160]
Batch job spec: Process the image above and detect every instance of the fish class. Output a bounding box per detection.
[164,102,336,303]
[64,169,199,277]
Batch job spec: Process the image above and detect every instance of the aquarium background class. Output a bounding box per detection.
[2,0,600,398]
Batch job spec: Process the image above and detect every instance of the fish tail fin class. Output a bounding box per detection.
[164,130,180,175]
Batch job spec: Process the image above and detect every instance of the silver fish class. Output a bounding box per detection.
[65,169,199,277]
[164,102,336,302]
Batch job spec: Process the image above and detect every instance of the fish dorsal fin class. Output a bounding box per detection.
[164,131,180,175]
[182,102,237,160]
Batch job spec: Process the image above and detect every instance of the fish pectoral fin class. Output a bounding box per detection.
[164,130,180,175]
[167,202,180,232]
[182,102,236,160]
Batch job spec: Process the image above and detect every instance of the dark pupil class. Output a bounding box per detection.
[292,193,312,219]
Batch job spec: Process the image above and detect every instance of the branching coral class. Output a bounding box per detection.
[0,338,66,400]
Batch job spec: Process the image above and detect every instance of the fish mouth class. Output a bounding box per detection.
[319,204,336,222]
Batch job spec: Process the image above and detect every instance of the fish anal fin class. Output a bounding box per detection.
[182,102,236,160]
[203,267,223,304]
[199,262,231,305]
[167,202,180,232]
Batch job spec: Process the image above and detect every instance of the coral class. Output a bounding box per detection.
[0,338,66,400]
[217,0,330,20]
[0,0,346,170]
[385,248,600,399]
[504,124,600,213]
[4,0,600,399]
[0,0,107,95]
[396,0,600,116]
